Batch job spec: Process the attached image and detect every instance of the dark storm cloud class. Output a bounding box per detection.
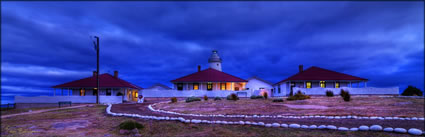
[1,1,424,102]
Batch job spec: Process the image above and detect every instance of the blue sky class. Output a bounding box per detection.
[1,2,424,103]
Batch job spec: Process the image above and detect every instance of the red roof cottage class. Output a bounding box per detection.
[52,71,142,101]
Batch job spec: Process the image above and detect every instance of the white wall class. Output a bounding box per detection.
[140,89,254,97]
[246,78,272,90]
[15,96,123,104]
[292,87,399,95]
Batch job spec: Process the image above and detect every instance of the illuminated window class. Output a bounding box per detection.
[207,83,213,91]
[135,92,138,98]
[320,81,326,88]
[335,82,340,88]
[80,89,85,96]
[235,87,239,91]
[220,83,226,90]
[193,83,199,90]
[306,82,312,88]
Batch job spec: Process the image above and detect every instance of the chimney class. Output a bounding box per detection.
[93,71,97,77]
[197,65,201,72]
[114,71,118,78]
[299,65,303,73]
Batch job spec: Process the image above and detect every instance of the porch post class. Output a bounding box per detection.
[231,82,234,91]
[111,88,114,96]
[365,81,367,87]
[54,88,56,96]
[200,83,203,90]
[304,81,306,88]
[68,88,70,96]
[216,83,219,90]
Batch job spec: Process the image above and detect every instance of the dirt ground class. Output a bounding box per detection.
[155,96,424,117]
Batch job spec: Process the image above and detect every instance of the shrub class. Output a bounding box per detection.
[326,91,334,97]
[203,95,208,101]
[170,97,177,103]
[272,98,284,102]
[263,92,268,99]
[343,91,351,102]
[250,95,264,99]
[116,92,123,96]
[402,86,423,96]
[214,97,222,101]
[119,120,144,130]
[340,89,348,97]
[185,97,201,103]
[227,93,239,101]
[287,91,310,101]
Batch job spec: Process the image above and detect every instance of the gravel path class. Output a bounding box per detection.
[111,101,424,131]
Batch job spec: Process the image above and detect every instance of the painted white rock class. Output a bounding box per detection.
[338,127,349,131]
[347,116,352,119]
[252,122,258,126]
[327,116,334,119]
[318,125,327,129]
[289,124,301,128]
[327,125,337,130]
[383,127,394,132]
[245,121,251,125]
[412,117,418,120]
[419,118,424,120]
[222,121,228,124]
[350,128,359,131]
[378,117,385,120]
[394,128,407,133]
[239,121,245,125]
[334,116,341,119]
[258,122,265,126]
[370,125,383,131]
[384,117,393,120]
[184,120,190,123]
[359,125,369,131]
[301,125,309,129]
[281,124,288,128]
[265,124,272,127]
[352,116,357,119]
[405,118,411,120]
[370,117,378,120]
[408,128,423,135]
[272,123,280,127]
[309,125,317,129]
[400,118,405,120]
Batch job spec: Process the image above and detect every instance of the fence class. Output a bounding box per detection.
[140,89,254,98]
[0,103,16,110]
[293,87,399,95]
[14,96,123,104]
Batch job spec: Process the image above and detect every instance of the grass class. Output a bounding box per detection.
[1,104,417,137]
[156,96,424,117]
[1,106,60,116]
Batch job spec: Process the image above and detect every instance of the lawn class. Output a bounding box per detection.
[155,96,424,117]
[0,104,417,137]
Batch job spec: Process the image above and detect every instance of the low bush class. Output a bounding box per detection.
[263,92,268,99]
[250,95,264,99]
[170,97,177,103]
[343,91,351,102]
[326,91,334,97]
[401,86,423,96]
[287,91,310,101]
[203,95,208,101]
[214,97,221,101]
[227,93,239,101]
[272,98,284,102]
[119,120,144,130]
[185,97,201,103]
[340,89,348,97]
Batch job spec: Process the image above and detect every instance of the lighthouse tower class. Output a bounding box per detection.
[208,50,222,71]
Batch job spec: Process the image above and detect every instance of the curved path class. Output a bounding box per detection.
[111,100,424,131]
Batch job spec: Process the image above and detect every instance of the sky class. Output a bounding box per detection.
[1,1,424,103]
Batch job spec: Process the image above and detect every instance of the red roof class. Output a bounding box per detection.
[52,73,142,89]
[171,68,247,82]
[275,66,367,84]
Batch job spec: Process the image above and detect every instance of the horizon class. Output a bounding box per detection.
[1,1,424,104]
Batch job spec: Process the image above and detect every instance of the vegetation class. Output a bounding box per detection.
[340,89,351,102]
[226,93,239,101]
[116,92,123,96]
[401,85,423,96]
[214,97,222,101]
[119,120,144,130]
[185,97,201,103]
[272,98,284,102]
[340,89,348,97]
[250,95,264,99]
[170,97,177,103]
[203,95,208,101]
[287,91,310,101]
[263,92,268,99]
[326,91,334,97]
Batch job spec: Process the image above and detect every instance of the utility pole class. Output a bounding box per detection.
[93,36,100,104]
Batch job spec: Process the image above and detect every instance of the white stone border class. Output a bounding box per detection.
[106,104,424,136]
[148,102,425,121]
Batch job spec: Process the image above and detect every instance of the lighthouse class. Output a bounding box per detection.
[208,50,222,71]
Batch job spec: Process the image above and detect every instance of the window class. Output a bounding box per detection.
[220,83,226,90]
[93,89,97,95]
[278,86,281,93]
[234,87,239,91]
[217,64,219,66]
[177,83,183,91]
[207,83,213,91]
[80,89,85,96]
[271,89,274,93]
[335,82,340,88]
[135,92,138,98]
[106,89,111,96]
[320,81,326,88]
[193,83,199,90]
[306,82,312,88]
[259,87,265,90]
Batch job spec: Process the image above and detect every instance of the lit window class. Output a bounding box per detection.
[335,82,340,88]
[207,82,213,91]
[306,82,312,88]
[193,83,199,90]
[320,81,326,88]
[135,92,138,98]
[220,83,226,90]
[80,89,85,96]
